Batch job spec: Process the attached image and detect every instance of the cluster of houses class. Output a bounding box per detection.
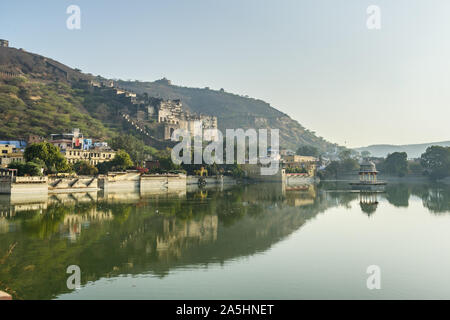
[0,128,116,168]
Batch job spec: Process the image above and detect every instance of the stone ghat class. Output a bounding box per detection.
[48,176,98,193]
[98,171,187,194]
[0,172,188,195]
[0,176,48,195]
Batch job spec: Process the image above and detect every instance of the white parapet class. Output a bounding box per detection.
[0,290,12,300]
[0,176,48,195]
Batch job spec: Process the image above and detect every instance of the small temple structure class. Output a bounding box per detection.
[359,159,378,183]
[350,159,386,191]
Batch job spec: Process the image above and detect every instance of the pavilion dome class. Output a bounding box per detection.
[359,159,377,172]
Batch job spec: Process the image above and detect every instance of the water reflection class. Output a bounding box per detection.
[359,192,379,216]
[0,182,449,299]
[384,183,450,214]
[319,181,450,215]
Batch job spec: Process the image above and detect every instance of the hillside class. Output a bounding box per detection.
[0,46,335,151]
[117,80,335,151]
[0,47,146,141]
[355,141,450,158]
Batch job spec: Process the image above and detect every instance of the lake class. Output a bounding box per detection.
[1,182,450,300]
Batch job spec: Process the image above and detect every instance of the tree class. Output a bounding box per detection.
[159,156,182,172]
[285,167,308,174]
[24,142,71,173]
[296,145,319,157]
[321,161,340,179]
[96,161,112,174]
[420,146,450,180]
[73,161,98,176]
[111,150,133,171]
[341,158,359,172]
[339,149,352,161]
[230,164,245,178]
[109,135,156,166]
[383,152,408,177]
[95,151,133,173]
[8,161,44,176]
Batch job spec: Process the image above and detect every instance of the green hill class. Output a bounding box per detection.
[0,46,335,152]
[355,141,450,158]
[0,47,142,141]
[116,79,334,151]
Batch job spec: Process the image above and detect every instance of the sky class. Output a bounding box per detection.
[1,0,449,148]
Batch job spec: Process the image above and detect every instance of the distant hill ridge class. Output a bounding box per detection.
[355,141,450,158]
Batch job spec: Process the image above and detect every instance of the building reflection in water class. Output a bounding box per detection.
[359,191,379,216]
[285,184,316,207]
[1,182,450,299]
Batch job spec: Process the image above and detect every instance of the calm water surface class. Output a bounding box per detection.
[1,182,450,300]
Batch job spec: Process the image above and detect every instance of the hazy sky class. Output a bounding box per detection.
[1,0,449,147]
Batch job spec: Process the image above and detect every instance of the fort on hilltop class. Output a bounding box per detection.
[145,99,218,140]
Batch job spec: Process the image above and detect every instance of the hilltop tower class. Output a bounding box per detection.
[0,39,9,48]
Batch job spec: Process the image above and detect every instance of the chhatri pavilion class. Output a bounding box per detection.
[359,159,378,183]
[350,159,386,190]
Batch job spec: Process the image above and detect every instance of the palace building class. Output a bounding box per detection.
[62,148,116,166]
[282,155,318,176]
[145,99,218,140]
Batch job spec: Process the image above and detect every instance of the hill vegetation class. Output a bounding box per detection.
[354,141,450,158]
[0,46,335,153]
[116,79,335,151]
[0,76,111,139]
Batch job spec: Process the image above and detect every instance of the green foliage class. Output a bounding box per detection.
[382,152,408,177]
[296,145,319,157]
[340,158,359,172]
[8,161,43,176]
[112,150,133,170]
[24,142,70,173]
[420,146,450,180]
[73,161,98,176]
[339,149,352,161]
[159,157,182,172]
[96,150,133,173]
[0,78,111,140]
[319,156,358,179]
[408,161,424,175]
[319,161,340,179]
[96,161,112,174]
[230,164,245,178]
[285,167,308,174]
[109,134,157,166]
